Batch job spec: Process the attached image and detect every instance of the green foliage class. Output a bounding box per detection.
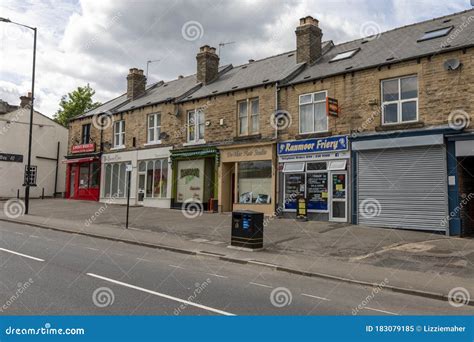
[54,84,101,126]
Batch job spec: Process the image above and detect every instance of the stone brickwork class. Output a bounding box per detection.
[295,16,322,64]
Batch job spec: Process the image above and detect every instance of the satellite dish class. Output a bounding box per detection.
[444,58,461,71]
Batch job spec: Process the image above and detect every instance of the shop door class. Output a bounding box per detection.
[458,156,474,236]
[330,172,347,222]
[137,173,145,204]
[69,166,76,198]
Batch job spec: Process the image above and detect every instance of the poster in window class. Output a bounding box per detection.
[177,159,204,203]
[307,173,328,210]
[332,174,346,199]
[284,174,304,210]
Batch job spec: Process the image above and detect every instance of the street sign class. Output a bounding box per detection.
[23,165,37,187]
[126,164,133,172]
[0,153,23,163]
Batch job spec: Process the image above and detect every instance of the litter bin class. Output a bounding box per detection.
[231,210,264,249]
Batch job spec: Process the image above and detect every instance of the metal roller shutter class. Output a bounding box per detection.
[357,145,448,232]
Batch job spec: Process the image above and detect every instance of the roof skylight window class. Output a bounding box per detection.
[329,48,360,62]
[418,26,453,42]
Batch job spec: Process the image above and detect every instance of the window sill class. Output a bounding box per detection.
[183,140,206,147]
[234,133,262,142]
[144,141,162,146]
[376,121,424,131]
[110,146,125,151]
[296,131,332,140]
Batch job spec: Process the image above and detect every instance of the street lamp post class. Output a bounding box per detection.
[0,18,37,215]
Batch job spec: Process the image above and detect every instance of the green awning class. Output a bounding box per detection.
[170,147,219,161]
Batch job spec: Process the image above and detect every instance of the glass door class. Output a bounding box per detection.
[69,166,76,198]
[330,172,347,222]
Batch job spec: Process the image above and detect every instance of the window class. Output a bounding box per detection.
[138,158,168,198]
[418,26,453,42]
[81,124,91,144]
[238,161,272,204]
[381,76,418,124]
[103,161,131,198]
[147,113,161,144]
[329,48,360,62]
[299,91,328,134]
[328,160,347,170]
[238,98,259,135]
[113,120,125,147]
[282,162,305,173]
[187,109,204,142]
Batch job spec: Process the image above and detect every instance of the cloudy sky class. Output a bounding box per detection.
[0,0,472,117]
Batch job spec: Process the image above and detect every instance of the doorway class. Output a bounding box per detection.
[458,156,474,236]
[330,172,347,222]
[69,167,76,198]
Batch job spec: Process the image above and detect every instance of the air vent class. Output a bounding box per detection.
[361,40,369,44]
[386,57,395,61]
[212,90,218,94]
[242,65,248,69]
[345,66,353,70]
[146,101,151,105]
[443,19,451,23]
[232,86,238,89]
[163,84,168,87]
[262,79,269,83]
[287,53,294,57]
[304,75,311,79]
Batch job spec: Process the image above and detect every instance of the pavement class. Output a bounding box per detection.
[0,220,472,315]
[0,198,474,306]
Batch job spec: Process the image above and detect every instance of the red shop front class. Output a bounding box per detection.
[65,144,101,201]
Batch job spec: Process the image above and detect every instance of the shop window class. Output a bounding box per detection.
[147,113,161,144]
[79,164,90,189]
[187,109,205,143]
[381,76,418,124]
[237,98,259,136]
[113,120,125,148]
[103,162,130,198]
[299,91,328,134]
[141,158,168,198]
[283,162,305,172]
[81,124,91,144]
[307,172,328,211]
[328,160,347,170]
[89,161,100,187]
[238,161,272,204]
[284,173,305,210]
[306,162,327,171]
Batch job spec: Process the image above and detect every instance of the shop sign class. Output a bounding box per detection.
[224,147,269,159]
[279,151,350,163]
[278,136,348,156]
[326,97,339,117]
[177,159,204,203]
[103,154,122,163]
[296,195,308,221]
[0,153,23,163]
[72,143,95,154]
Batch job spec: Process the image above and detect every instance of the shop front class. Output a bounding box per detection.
[218,142,276,216]
[277,136,349,222]
[101,146,172,208]
[65,143,100,201]
[170,147,219,211]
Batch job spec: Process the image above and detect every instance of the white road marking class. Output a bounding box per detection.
[85,247,99,251]
[168,264,185,269]
[87,273,234,316]
[29,235,40,239]
[364,307,398,315]
[137,258,153,263]
[207,273,228,279]
[0,248,45,262]
[249,282,272,289]
[13,232,24,235]
[301,293,330,301]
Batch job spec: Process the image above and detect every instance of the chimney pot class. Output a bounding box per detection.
[296,15,322,64]
[196,45,219,85]
[127,67,147,99]
[19,93,32,108]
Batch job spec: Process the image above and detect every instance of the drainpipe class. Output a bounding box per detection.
[274,81,280,215]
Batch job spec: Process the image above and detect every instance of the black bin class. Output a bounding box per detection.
[231,210,264,249]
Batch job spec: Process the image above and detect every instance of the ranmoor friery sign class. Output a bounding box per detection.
[277,136,348,155]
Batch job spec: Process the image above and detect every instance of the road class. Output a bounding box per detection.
[0,221,471,316]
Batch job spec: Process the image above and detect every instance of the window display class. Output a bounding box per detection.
[238,161,272,204]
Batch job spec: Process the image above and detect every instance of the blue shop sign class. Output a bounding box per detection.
[278,136,348,155]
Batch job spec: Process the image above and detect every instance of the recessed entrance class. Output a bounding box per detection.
[457,156,474,237]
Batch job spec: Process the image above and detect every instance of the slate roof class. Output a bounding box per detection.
[287,9,474,85]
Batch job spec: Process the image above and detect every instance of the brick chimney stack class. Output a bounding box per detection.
[295,16,322,64]
[20,92,32,108]
[127,68,146,100]
[196,45,219,85]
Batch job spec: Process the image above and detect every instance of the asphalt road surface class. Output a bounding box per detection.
[0,221,471,316]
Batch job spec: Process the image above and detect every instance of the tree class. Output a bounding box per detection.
[54,84,101,126]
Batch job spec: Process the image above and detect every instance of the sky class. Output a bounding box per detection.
[0,0,472,117]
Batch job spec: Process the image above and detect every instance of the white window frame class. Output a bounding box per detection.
[113,120,125,149]
[186,109,205,144]
[299,90,328,134]
[381,75,418,126]
[237,98,259,136]
[146,113,161,145]
[138,158,168,199]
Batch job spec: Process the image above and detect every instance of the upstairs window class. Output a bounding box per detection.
[238,98,259,136]
[329,48,360,62]
[187,109,205,143]
[418,26,453,42]
[147,113,161,144]
[299,91,328,134]
[81,123,91,144]
[381,76,418,125]
[113,120,125,147]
